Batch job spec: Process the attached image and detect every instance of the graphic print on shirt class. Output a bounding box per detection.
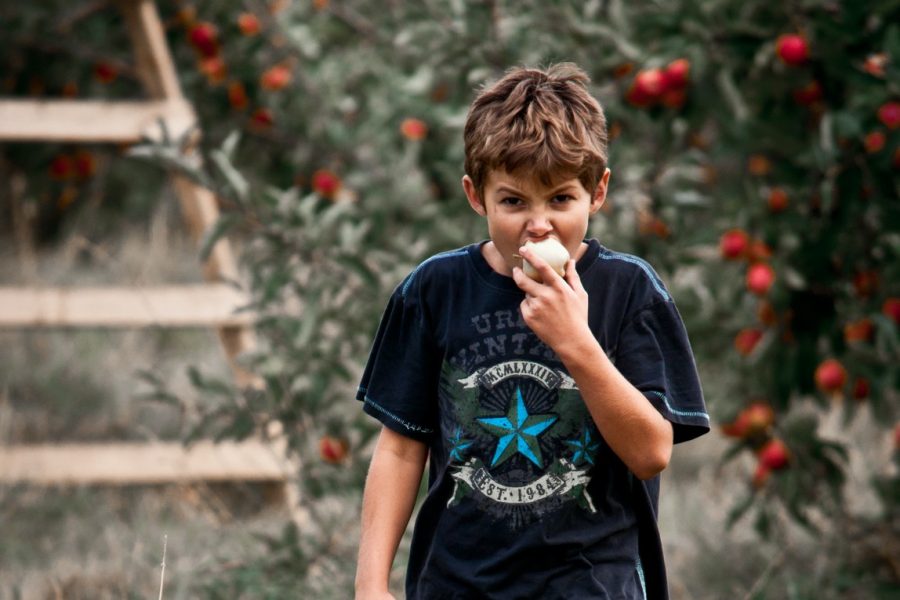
[440,356,601,530]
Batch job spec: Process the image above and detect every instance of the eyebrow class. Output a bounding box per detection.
[494,183,578,196]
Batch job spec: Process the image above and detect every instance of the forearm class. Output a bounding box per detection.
[557,332,673,480]
[511,252,673,479]
[356,427,428,597]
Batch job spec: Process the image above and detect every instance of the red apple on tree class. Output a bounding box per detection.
[660,89,687,109]
[746,263,775,296]
[793,80,822,106]
[747,239,773,263]
[852,270,879,298]
[843,318,874,343]
[752,463,770,489]
[743,403,776,436]
[815,359,847,393]
[757,300,777,326]
[721,402,774,439]
[189,22,219,57]
[199,56,227,84]
[720,229,749,260]
[400,118,428,141]
[250,107,274,129]
[863,53,887,77]
[49,154,73,180]
[626,68,666,107]
[758,438,790,470]
[312,169,342,199]
[776,34,809,66]
[663,58,690,90]
[74,151,96,179]
[261,65,291,91]
[94,62,118,84]
[734,328,763,356]
[319,435,349,464]
[238,13,261,36]
[877,101,900,129]
[747,154,772,176]
[883,297,900,325]
[228,81,249,110]
[864,131,886,154]
[767,187,789,212]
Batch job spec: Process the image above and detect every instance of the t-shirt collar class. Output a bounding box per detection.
[466,239,602,294]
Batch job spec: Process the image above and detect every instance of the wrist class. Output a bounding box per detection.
[554,326,603,366]
[355,580,391,596]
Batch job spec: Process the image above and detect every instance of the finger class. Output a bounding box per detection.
[565,259,586,293]
[512,266,543,295]
[518,244,565,286]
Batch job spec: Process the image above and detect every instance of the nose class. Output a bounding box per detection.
[526,211,553,238]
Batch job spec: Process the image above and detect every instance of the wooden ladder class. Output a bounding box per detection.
[0,0,294,501]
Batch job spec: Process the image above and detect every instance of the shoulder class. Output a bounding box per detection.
[589,245,672,311]
[398,245,473,301]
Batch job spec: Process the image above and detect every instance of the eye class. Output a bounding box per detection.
[552,194,575,204]
[499,196,523,206]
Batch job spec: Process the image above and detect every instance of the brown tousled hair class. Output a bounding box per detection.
[464,63,608,198]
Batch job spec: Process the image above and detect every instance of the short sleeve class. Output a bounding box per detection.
[356,282,440,443]
[614,300,710,443]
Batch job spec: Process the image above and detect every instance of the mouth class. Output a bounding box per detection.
[521,235,557,245]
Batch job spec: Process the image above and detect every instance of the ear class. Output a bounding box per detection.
[589,168,611,215]
[463,175,487,216]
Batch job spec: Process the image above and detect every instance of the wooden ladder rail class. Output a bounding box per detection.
[0,1,297,506]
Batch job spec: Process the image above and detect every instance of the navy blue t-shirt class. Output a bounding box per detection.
[357,239,709,599]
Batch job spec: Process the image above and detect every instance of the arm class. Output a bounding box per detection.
[513,246,673,480]
[356,425,429,599]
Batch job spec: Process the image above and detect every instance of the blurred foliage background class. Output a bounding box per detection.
[1,0,899,598]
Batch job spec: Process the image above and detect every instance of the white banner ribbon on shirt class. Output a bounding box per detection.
[450,458,595,512]
[457,360,578,391]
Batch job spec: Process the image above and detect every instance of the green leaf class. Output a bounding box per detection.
[210,148,249,204]
[717,68,749,123]
[336,254,379,289]
[221,130,242,161]
[199,214,239,262]
[186,366,234,397]
[831,111,862,139]
[885,24,900,62]
[752,505,771,538]
[726,491,756,529]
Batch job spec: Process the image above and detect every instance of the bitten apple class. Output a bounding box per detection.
[522,239,570,282]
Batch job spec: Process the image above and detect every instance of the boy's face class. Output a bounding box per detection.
[463,168,610,276]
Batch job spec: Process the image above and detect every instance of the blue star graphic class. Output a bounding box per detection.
[477,388,557,468]
[565,427,601,466]
[448,427,473,462]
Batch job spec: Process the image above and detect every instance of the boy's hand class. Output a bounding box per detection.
[512,244,594,358]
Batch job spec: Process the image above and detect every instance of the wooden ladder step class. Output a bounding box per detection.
[0,441,291,486]
[0,99,195,143]
[0,284,254,328]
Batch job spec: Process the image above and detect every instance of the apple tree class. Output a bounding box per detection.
[2,0,898,596]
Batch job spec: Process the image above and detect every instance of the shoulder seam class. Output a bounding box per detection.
[597,250,670,302]
[401,249,469,299]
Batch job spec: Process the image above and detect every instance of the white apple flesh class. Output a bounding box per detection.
[522,239,570,282]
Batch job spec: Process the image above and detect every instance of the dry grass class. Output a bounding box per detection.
[1,201,895,599]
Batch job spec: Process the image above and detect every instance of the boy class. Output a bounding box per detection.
[355,63,709,600]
